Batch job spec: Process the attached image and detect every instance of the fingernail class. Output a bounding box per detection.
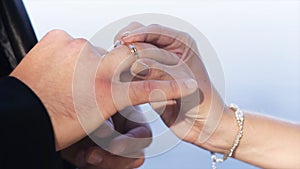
[114,40,123,48]
[87,151,103,165]
[132,61,150,77]
[185,79,198,89]
[122,31,130,38]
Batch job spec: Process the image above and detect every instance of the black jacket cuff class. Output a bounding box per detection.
[0,76,63,169]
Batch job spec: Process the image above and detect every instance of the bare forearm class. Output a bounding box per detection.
[233,112,300,168]
[208,109,300,168]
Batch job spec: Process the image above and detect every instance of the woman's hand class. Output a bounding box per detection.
[10,30,197,150]
[115,23,300,169]
[115,23,235,155]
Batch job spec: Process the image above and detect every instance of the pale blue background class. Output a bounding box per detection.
[23,0,300,168]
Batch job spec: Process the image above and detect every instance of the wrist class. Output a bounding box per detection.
[10,74,86,151]
[199,105,238,155]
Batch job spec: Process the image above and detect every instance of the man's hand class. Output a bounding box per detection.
[61,108,152,169]
[10,30,197,150]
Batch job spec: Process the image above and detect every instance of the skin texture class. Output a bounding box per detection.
[118,23,300,169]
[116,22,226,147]
[9,28,198,169]
[59,40,152,169]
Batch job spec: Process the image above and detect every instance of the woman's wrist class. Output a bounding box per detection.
[198,105,239,155]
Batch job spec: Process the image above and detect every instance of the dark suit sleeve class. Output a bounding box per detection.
[0,76,63,169]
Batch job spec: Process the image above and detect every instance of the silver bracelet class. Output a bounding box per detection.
[211,104,244,169]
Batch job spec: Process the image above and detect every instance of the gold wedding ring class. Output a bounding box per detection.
[127,44,139,59]
[115,32,139,59]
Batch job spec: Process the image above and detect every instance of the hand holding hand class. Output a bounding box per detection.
[116,23,235,154]
[10,30,197,150]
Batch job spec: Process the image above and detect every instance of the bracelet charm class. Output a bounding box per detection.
[210,103,244,169]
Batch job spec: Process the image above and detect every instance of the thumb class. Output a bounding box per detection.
[111,78,198,111]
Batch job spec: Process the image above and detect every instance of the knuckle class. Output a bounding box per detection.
[43,29,70,42]
[72,38,88,46]
[67,38,89,51]
[46,29,68,36]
